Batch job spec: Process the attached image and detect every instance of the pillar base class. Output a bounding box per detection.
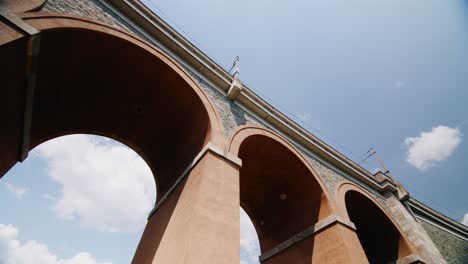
[259,215,368,264]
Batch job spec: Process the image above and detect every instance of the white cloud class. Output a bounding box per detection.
[296,113,312,122]
[240,208,260,264]
[0,224,110,264]
[6,183,28,200]
[404,126,461,170]
[33,135,156,233]
[41,193,57,201]
[462,214,468,226]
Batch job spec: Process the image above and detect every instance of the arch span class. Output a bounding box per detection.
[336,183,416,263]
[0,12,224,200]
[228,126,335,262]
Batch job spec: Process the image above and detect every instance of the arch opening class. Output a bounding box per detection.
[237,133,332,259]
[240,207,261,264]
[0,134,157,263]
[345,190,402,264]
[0,22,221,200]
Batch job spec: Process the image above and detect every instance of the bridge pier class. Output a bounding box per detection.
[133,145,242,264]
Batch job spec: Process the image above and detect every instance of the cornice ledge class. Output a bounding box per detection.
[406,197,468,241]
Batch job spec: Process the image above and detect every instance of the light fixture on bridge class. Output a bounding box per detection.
[279,193,287,200]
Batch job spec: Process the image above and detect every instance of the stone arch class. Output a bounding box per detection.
[0,12,224,201]
[336,182,416,263]
[227,125,336,263]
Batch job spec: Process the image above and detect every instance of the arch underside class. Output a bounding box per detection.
[232,129,333,262]
[0,14,223,200]
[344,189,413,263]
[240,135,323,251]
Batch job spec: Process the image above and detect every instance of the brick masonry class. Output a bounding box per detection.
[39,1,468,263]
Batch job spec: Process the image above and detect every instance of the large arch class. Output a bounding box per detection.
[227,126,336,263]
[0,12,224,201]
[336,183,417,263]
[1,11,230,264]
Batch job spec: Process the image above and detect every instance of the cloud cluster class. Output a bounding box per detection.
[33,135,156,233]
[6,183,28,200]
[404,126,461,170]
[0,224,110,264]
[240,209,260,264]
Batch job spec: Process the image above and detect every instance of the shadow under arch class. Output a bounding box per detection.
[336,183,416,263]
[0,12,224,201]
[227,125,335,263]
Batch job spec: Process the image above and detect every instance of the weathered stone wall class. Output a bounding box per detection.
[42,0,134,33]
[185,69,263,136]
[420,221,468,264]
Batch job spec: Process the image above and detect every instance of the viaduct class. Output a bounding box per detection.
[0,0,467,263]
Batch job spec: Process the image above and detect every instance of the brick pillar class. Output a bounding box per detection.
[132,145,241,264]
[260,215,369,264]
[312,222,368,264]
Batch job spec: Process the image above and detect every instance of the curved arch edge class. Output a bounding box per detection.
[227,125,338,219]
[335,182,421,260]
[2,11,225,148]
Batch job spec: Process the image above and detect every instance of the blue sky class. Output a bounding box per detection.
[1,0,468,263]
[0,136,154,263]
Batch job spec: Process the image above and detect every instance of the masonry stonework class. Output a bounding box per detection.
[43,0,133,33]
[186,70,264,137]
[420,221,468,264]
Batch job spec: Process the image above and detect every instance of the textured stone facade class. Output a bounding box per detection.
[185,69,264,137]
[304,154,347,196]
[43,0,133,33]
[421,221,468,264]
